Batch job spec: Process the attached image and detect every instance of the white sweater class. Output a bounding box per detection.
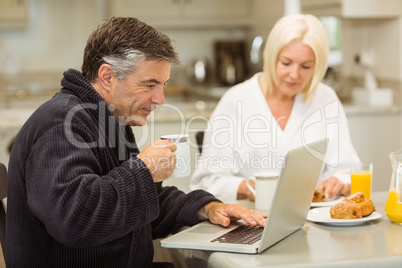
[190,73,360,203]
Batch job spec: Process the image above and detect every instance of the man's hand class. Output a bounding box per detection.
[137,139,177,183]
[196,202,267,228]
[237,179,255,201]
[317,176,350,199]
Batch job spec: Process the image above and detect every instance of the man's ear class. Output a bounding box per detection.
[97,64,114,91]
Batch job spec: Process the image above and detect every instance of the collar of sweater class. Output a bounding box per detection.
[61,68,103,103]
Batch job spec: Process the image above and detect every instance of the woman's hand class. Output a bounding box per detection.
[317,176,350,199]
[196,202,267,228]
[237,179,255,201]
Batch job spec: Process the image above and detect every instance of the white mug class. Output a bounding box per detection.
[160,134,191,178]
[246,172,279,213]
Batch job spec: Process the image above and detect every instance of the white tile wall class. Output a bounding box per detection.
[342,18,402,81]
[0,0,103,75]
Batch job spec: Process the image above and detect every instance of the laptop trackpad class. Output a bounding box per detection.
[188,224,223,234]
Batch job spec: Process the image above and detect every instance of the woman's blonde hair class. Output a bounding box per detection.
[262,14,329,100]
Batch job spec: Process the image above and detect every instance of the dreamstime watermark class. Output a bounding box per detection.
[62,99,341,167]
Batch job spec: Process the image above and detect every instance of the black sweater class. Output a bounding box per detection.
[6,69,219,267]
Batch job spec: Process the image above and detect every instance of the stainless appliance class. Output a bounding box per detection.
[187,56,210,84]
[249,35,265,74]
[214,41,248,86]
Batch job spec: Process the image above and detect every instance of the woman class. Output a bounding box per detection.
[190,14,360,203]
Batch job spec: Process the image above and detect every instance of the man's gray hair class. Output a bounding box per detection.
[82,17,179,82]
[102,50,145,79]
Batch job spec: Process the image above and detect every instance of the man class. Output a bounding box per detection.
[6,17,266,267]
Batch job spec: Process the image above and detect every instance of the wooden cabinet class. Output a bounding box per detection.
[301,0,342,17]
[0,0,29,29]
[301,0,402,18]
[111,0,181,21]
[110,0,252,28]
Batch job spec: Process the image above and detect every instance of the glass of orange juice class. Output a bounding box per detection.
[351,162,373,198]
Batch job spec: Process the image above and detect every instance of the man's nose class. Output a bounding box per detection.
[152,86,165,106]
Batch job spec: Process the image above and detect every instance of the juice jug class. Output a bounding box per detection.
[385,150,402,224]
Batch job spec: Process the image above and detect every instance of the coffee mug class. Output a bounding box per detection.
[160,134,191,178]
[246,172,279,213]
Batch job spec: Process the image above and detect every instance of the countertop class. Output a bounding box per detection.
[150,100,402,123]
[0,72,61,98]
[0,98,401,129]
[0,79,401,128]
[0,108,37,129]
[343,104,401,116]
[1,72,401,120]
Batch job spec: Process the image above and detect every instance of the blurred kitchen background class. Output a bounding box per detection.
[0,0,402,192]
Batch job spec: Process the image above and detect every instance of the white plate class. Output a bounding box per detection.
[311,196,345,207]
[307,207,382,226]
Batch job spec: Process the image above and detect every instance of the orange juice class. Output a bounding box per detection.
[385,189,402,224]
[351,171,371,198]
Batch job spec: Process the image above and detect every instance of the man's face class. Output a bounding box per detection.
[108,60,171,126]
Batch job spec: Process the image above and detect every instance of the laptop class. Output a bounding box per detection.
[160,138,328,254]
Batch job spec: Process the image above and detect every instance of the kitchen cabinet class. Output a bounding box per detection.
[301,0,402,18]
[0,0,28,29]
[110,0,252,28]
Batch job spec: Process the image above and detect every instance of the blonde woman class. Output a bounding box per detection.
[190,14,359,203]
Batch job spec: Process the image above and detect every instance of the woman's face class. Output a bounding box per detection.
[274,39,315,98]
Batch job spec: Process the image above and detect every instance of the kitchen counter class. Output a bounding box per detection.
[0,98,401,128]
[152,98,218,122]
[343,104,401,116]
[0,72,61,96]
[183,84,231,100]
[152,100,402,123]
[0,108,36,129]
[162,82,402,121]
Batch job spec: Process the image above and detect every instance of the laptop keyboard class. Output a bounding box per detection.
[211,225,263,245]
